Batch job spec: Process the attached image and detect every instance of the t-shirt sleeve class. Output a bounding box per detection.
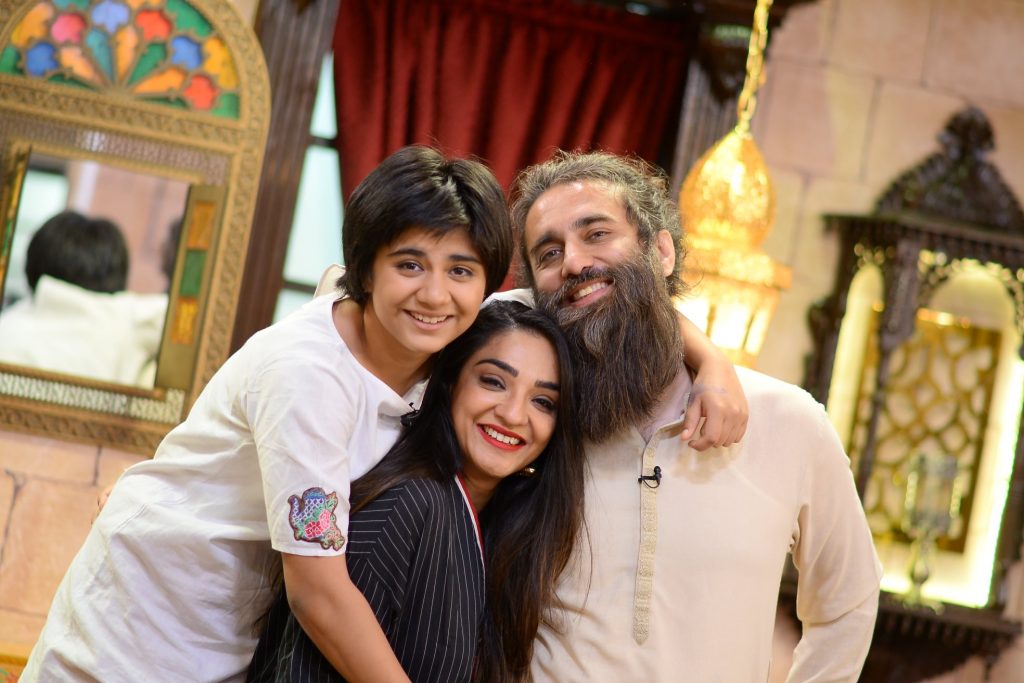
[245,352,361,557]
[484,288,535,308]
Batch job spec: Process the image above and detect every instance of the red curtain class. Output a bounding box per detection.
[333,0,691,196]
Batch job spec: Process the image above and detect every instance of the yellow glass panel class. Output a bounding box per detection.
[113,25,139,82]
[58,46,102,85]
[12,3,53,48]
[132,67,186,94]
[124,0,153,8]
[186,200,216,249]
[170,298,199,345]
[202,36,237,89]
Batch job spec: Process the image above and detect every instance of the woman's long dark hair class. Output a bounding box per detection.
[351,299,586,682]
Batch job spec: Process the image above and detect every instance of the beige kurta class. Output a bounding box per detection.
[531,366,882,682]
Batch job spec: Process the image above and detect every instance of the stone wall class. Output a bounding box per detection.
[754,1,1024,680]
[0,432,145,645]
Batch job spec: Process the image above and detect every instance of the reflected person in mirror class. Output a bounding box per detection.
[0,210,166,386]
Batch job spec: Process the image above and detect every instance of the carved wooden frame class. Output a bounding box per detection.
[801,107,1024,681]
[0,0,270,453]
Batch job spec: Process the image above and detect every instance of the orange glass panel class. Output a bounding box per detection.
[58,45,102,85]
[12,3,54,48]
[132,66,185,94]
[112,24,137,82]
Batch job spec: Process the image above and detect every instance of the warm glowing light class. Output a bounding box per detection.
[674,0,787,368]
[831,263,1024,607]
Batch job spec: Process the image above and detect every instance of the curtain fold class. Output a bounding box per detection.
[333,0,691,196]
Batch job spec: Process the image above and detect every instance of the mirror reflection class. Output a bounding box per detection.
[0,152,189,388]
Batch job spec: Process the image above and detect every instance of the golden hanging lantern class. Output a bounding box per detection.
[675,0,792,368]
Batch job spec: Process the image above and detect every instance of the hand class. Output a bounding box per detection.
[93,484,114,523]
[680,366,748,451]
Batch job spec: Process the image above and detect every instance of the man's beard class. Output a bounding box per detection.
[537,247,684,443]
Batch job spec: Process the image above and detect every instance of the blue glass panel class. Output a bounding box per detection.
[91,0,130,33]
[169,35,202,69]
[25,43,58,77]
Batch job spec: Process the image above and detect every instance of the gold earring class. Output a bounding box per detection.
[518,466,537,477]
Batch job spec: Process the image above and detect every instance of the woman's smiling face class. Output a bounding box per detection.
[451,329,560,496]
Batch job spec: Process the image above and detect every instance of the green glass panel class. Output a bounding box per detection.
[166,0,212,38]
[47,73,95,90]
[54,0,90,9]
[85,29,113,82]
[179,249,206,296]
[210,91,239,119]
[140,95,188,109]
[2,218,14,260]
[127,42,167,85]
[0,46,19,75]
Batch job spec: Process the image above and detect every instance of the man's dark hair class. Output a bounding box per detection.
[26,210,128,294]
[337,146,513,303]
[509,150,685,295]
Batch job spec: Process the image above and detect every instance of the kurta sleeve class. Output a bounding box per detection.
[788,403,882,682]
[245,351,361,556]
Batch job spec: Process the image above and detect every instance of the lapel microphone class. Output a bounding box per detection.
[638,466,662,489]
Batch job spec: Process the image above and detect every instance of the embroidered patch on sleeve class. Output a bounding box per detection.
[287,487,346,551]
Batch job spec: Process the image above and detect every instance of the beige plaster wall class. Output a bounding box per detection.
[754,1,1024,680]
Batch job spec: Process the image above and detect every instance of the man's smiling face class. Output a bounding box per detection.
[523,180,674,307]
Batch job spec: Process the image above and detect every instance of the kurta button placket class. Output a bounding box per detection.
[633,438,660,644]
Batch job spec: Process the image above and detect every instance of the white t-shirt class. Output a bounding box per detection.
[21,293,423,683]
[0,275,166,386]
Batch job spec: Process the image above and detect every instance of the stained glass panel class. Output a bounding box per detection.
[1,0,240,118]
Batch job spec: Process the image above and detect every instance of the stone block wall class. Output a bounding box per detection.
[754,1,1024,680]
[0,431,145,646]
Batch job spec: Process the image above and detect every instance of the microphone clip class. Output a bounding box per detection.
[638,465,662,489]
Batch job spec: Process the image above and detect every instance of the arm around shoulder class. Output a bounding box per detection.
[282,553,411,683]
[676,313,748,449]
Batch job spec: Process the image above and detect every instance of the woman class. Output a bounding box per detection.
[249,300,584,683]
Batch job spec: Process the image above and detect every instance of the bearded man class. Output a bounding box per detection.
[506,151,882,682]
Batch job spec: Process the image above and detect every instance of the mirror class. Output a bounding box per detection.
[0,0,269,453]
[0,150,190,388]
